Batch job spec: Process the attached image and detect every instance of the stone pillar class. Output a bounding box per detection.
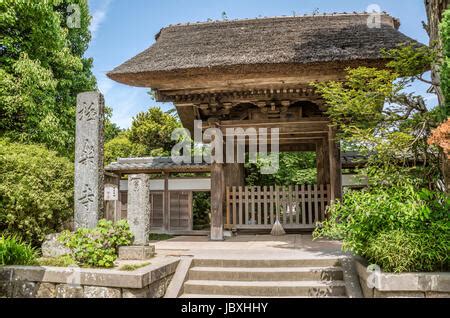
[210,162,224,241]
[127,174,151,245]
[74,92,104,229]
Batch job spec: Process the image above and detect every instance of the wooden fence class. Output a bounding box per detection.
[225,185,330,230]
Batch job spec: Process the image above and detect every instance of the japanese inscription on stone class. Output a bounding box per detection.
[74,92,104,229]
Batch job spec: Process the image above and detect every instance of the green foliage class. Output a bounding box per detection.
[59,220,133,268]
[313,67,396,131]
[128,107,181,153]
[104,107,182,164]
[0,139,74,246]
[119,262,150,271]
[104,106,122,143]
[312,44,445,188]
[365,229,448,272]
[382,44,434,78]
[0,235,38,266]
[104,133,147,165]
[37,255,77,267]
[314,184,450,272]
[440,9,450,115]
[246,152,317,186]
[0,0,96,156]
[193,192,210,230]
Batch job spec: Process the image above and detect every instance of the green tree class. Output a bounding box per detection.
[128,107,181,154]
[104,106,122,143]
[0,0,96,156]
[104,107,181,164]
[104,133,147,165]
[313,45,443,188]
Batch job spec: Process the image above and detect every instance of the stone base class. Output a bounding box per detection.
[118,245,155,260]
[41,233,71,258]
[355,258,450,298]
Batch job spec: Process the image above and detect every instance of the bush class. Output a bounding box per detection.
[0,139,74,246]
[366,229,449,272]
[59,219,133,268]
[0,235,38,265]
[314,184,450,272]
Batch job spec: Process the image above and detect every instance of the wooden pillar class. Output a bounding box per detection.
[210,162,224,240]
[163,172,170,233]
[224,163,245,187]
[316,142,325,185]
[328,126,342,201]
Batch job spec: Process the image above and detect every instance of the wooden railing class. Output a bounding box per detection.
[225,185,330,230]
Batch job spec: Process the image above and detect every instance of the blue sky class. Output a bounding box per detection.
[86,0,435,128]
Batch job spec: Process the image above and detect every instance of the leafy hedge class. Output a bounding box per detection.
[440,9,450,115]
[314,185,450,272]
[0,139,74,246]
[59,220,133,268]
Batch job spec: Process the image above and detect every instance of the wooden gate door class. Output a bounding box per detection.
[150,192,164,230]
[169,191,193,231]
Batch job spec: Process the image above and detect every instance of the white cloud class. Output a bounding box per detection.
[89,0,113,39]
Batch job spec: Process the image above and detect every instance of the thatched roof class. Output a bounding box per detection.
[108,13,419,88]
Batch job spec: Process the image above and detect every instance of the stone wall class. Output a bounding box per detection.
[355,258,450,298]
[0,259,178,298]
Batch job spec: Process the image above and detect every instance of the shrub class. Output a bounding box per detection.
[365,229,449,273]
[0,235,38,266]
[59,219,133,268]
[0,139,74,246]
[314,184,450,272]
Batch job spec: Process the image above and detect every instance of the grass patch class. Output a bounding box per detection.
[37,255,77,267]
[0,235,38,265]
[148,233,174,241]
[118,262,150,271]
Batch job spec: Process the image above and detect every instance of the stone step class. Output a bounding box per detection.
[183,280,347,297]
[188,266,344,281]
[180,294,348,298]
[192,258,341,268]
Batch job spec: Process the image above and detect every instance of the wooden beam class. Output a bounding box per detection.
[279,144,316,152]
[207,118,330,128]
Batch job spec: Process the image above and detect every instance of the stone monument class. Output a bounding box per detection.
[74,91,105,229]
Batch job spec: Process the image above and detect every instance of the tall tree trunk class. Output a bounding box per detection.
[424,0,449,106]
[425,0,450,193]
